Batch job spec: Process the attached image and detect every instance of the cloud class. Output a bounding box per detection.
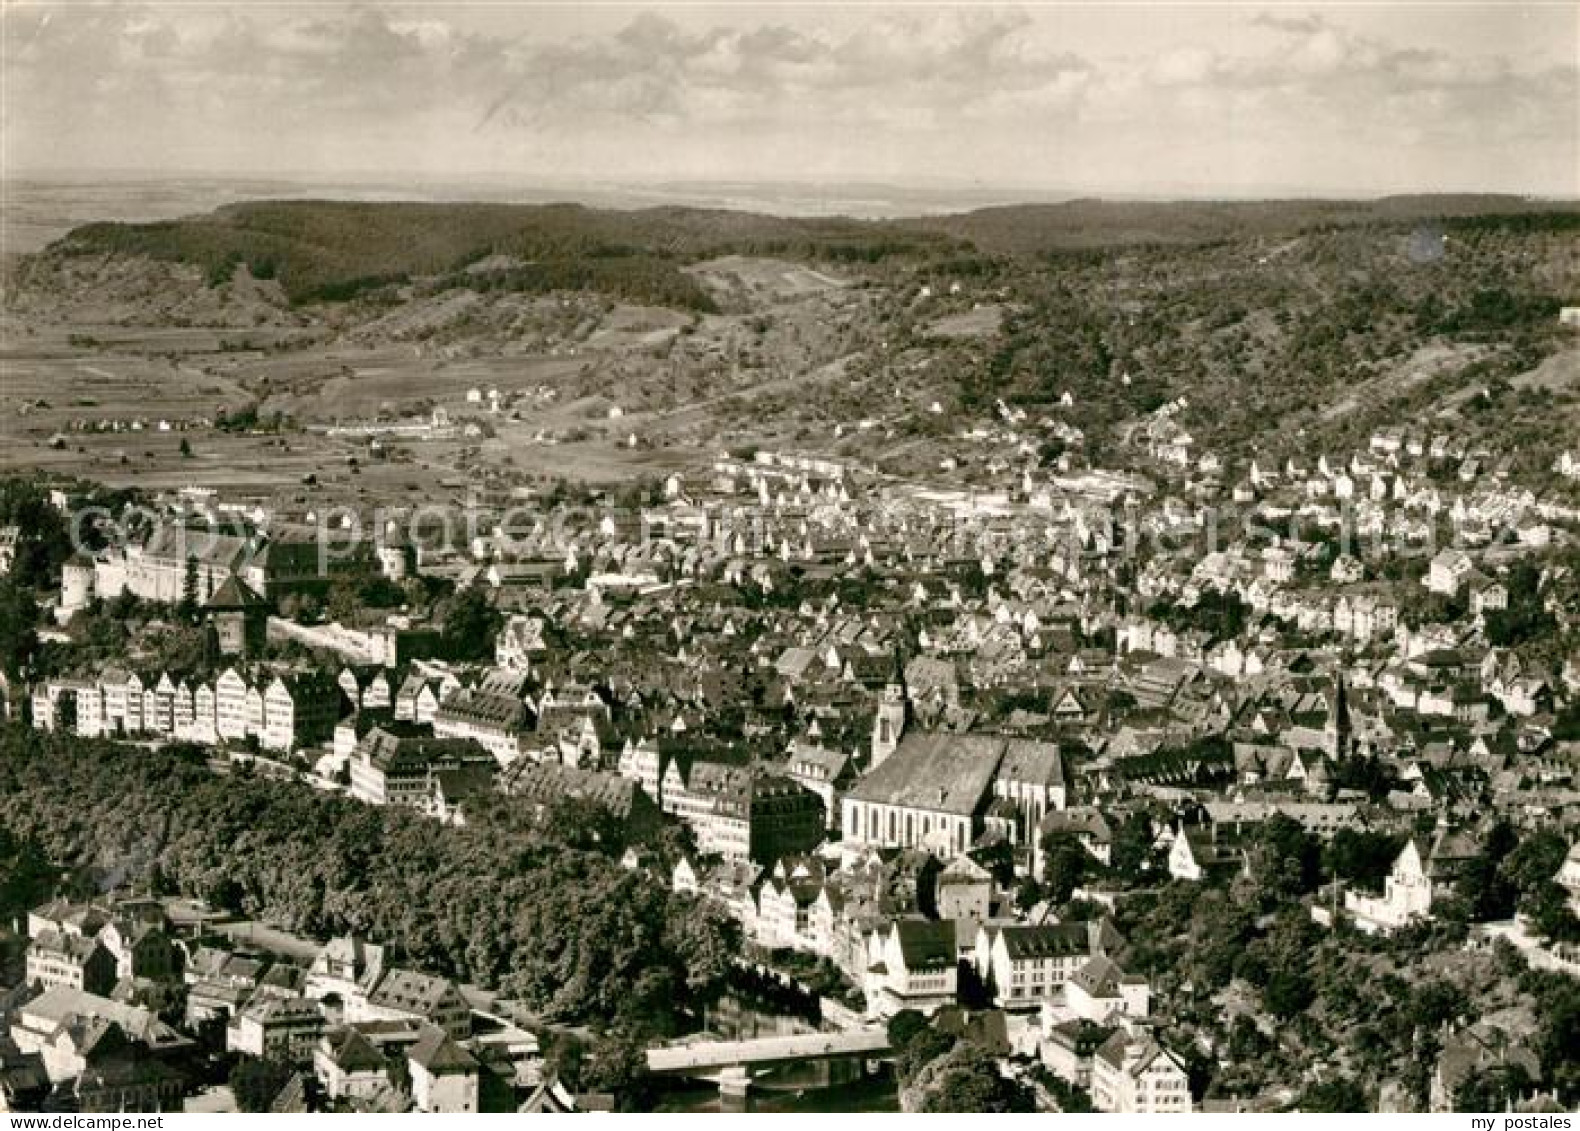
[454,8,1091,135]
[0,2,1573,194]
[1111,9,1577,160]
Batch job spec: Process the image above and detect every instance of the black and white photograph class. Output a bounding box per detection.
[0,0,1577,1117]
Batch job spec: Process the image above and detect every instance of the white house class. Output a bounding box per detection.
[1343,832,1474,934]
[864,919,958,1018]
[1090,1027,1193,1113]
[1426,550,1473,595]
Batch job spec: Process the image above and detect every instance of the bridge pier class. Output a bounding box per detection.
[717,1065,753,1112]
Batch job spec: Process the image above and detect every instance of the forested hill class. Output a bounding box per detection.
[0,726,738,1035]
[929,194,1578,254]
[43,199,966,308]
[34,194,1577,308]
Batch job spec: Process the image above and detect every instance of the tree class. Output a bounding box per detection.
[179,555,200,619]
[1298,1077,1367,1112]
[0,822,55,919]
[1330,755,1398,802]
[1500,828,1568,898]
[1524,883,1580,945]
[580,1031,654,1111]
[1456,822,1520,922]
[541,1032,587,1090]
[1110,811,1161,882]
[1248,813,1321,904]
[1254,911,1319,1019]
[1324,829,1402,893]
[1187,890,1256,990]
[662,894,740,997]
[1263,967,1315,1019]
[440,587,502,661]
[912,1043,1035,1113]
[0,580,40,675]
[230,1059,295,1112]
[1455,1062,1535,1112]
[1040,831,1089,904]
[1014,876,1043,912]
[0,478,71,587]
[1412,980,1468,1030]
[326,577,361,625]
[887,1009,930,1053]
[0,730,736,1036]
[892,1020,956,1085]
[155,623,212,673]
[1529,972,1580,1101]
[1483,559,1557,649]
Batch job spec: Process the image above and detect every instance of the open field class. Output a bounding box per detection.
[0,310,775,498]
[1,342,254,431]
[0,426,406,493]
[925,303,1004,339]
[1510,346,1580,394]
[686,255,851,305]
[1318,342,1491,423]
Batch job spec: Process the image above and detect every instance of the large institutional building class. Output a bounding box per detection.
[88,523,378,605]
[841,733,1070,857]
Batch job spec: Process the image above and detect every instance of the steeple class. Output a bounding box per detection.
[871,647,908,769]
[1326,671,1353,759]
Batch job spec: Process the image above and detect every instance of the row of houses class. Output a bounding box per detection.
[31,666,342,753]
[8,892,502,1114]
[617,738,826,863]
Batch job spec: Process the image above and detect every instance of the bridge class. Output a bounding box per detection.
[647,1028,891,1104]
[647,1027,891,1075]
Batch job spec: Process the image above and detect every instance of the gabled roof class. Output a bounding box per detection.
[321,1027,388,1074]
[891,919,956,971]
[1070,954,1132,999]
[997,922,1093,961]
[369,969,460,1017]
[1038,807,1114,843]
[205,575,267,609]
[1093,1029,1183,1079]
[29,927,108,965]
[519,1079,580,1113]
[18,986,186,1050]
[938,855,993,885]
[359,728,492,775]
[848,733,1002,815]
[407,1024,477,1075]
[239,995,321,1025]
[997,739,1068,789]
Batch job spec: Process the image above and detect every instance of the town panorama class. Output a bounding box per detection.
[1,0,1578,1119]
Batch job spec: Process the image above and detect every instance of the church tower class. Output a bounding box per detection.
[1325,671,1353,759]
[870,650,908,769]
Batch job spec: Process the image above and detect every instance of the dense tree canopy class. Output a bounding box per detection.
[0,579,40,676]
[439,587,505,662]
[1039,831,1090,905]
[0,726,736,1033]
[914,1043,1036,1113]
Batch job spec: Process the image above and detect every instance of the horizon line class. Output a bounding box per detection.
[3,172,1577,208]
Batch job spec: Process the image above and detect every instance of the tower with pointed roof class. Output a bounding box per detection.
[1325,671,1353,759]
[871,649,908,770]
[205,575,268,657]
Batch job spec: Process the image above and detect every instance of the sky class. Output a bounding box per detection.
[2,1,1576,198]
